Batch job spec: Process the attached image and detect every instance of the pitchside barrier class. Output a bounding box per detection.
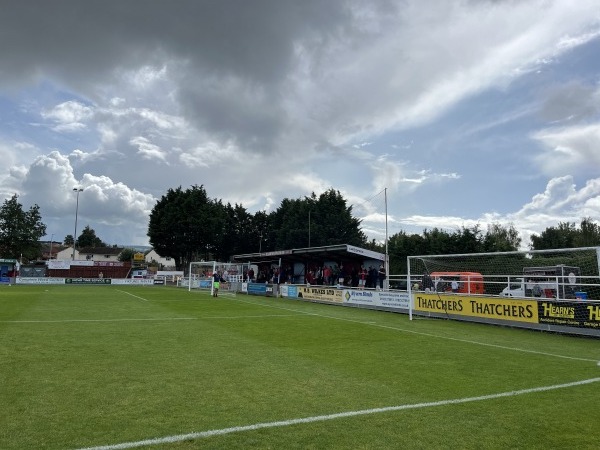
[13,248,600,337]
[405,247,600,337]
[15,277,155,285]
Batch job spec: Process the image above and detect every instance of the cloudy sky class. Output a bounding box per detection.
[1,0,600,251]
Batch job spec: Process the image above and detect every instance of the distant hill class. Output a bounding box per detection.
[122,245,152,252]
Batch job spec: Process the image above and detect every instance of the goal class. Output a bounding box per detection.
[407,246,600,319]
[185,261,248,296]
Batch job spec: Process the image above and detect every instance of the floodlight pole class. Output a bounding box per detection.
[308,210,311,247]
[385,187,389,291]
[49,233,54,260]
[72,187,83,260]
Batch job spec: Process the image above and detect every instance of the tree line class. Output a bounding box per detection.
[1,191,599,271]
[0,194,122,262]
[147,186,367,270]
[147,185,600,272]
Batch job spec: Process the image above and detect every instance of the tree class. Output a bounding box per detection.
[573,217,600,247]
[482,223,521,252]
[219,202,257,258]
[531,221,577,250]
[252,209,271,253]
[64,235,74,246]
[0,194,47,260]
[148,185,219,270]
[451,225,482,254]
[313,189,366,247]
[531,218,600,250]
[421,227,454,255]
[118,248,136,262]
[77,225,106,248]
[269,197,310,250]
[387,231,427,274]
[268,189,366,250]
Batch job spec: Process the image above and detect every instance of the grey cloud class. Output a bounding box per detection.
[3,0,600,246]
[0,1,349,89]
[538,82,600,122]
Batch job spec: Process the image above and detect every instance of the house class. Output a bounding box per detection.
[40,240,64,260]
[55,246,124,262]
[49,246,130,279]
[55,246,79,260]
[78,246,124,261]
[145,249,176,269]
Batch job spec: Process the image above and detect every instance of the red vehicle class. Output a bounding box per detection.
[429,271,484,295]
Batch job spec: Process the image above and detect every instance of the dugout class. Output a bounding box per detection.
[0,258,18,284]
[233,244,386,285]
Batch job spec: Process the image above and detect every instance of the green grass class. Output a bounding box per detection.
[1,285,599,449]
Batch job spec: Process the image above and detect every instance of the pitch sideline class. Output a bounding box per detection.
[77,377,600,450]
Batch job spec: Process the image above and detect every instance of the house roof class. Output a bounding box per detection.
[78,247,123,255]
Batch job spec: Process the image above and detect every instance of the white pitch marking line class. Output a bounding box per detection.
[232,297,599,363]
[0,313,306,324]
[0,318,197,324]
[116,290,148,301]
[76,377,600,450]
[205,314,305,320]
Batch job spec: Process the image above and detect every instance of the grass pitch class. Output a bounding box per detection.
[1,285,599,449]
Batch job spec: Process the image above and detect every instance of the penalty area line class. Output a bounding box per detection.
[76,377,600,450]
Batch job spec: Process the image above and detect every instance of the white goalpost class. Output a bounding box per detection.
[185,261,247,296]
[407,246,600,320]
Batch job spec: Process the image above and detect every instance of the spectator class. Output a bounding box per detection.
[323,265,332,285]
[350,266,358,287]
[422,274,434,292]
[367,266,376,288]
[378,265,386,289]
[451,278,459,293]
[306,270,314,285]
[359,265,367,289]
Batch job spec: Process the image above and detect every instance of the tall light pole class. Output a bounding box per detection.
[49,233,54,260]
[384,187,389,291]
[72,188,83,260]
[308,210,311,248]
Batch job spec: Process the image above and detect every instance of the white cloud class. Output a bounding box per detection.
[129,136,168,162]
[532,123,600,175]
[496,176,600,248]
[1,1,600,248]
[41,100,94,132]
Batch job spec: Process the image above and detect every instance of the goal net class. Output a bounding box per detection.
[185,261,248,296]
[407,246,600,319]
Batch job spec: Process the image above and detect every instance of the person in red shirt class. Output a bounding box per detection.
[359,266,367,289]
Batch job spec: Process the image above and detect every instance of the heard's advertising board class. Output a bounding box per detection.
[538,300,600,330]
